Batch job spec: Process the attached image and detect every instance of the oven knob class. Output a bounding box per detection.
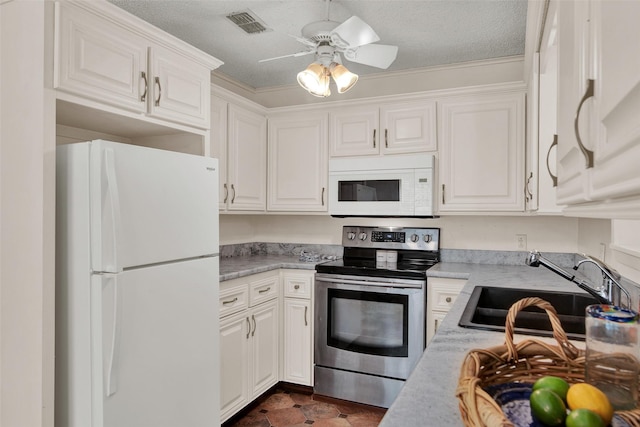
[359,232,368,241]
[347,232,356,240]
[410,234,419,243]
[424,234,433,243]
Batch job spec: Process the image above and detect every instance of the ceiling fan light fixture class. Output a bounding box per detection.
[297,63,331,97]
[330,63,358,94]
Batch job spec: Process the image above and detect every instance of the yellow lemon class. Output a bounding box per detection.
[566,383,614,425]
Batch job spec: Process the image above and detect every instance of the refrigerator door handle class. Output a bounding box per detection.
[104,149,124,273]
[103,273,122,397]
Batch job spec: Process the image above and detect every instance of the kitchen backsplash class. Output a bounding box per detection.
[220,242,343,259]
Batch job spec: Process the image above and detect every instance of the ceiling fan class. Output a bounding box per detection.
[259,0,398,96]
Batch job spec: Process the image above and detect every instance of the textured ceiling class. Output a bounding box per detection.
[109,0,528,90]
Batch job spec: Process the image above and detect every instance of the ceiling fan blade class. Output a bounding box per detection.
[258,50,314,63]
[287,33,316,48]
[344,44,398,69]
[330,16,380,49]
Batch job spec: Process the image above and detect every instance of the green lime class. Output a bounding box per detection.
[533,376,570,402]
[565,408,605,427]
[530,388,567,426]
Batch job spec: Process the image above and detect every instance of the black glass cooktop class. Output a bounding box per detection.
[316,248,439,280]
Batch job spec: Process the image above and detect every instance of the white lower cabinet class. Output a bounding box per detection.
[282,270,314,386]
[426,278,467,344]
[219,272,279,423]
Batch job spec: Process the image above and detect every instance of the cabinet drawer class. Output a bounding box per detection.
[429,279,466,312]
[219,284,249,318]
[283,274,312,299]
[249,274,279,306]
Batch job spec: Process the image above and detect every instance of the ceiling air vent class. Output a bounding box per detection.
[226,10,271,35]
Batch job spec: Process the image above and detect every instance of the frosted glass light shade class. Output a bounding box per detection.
[297,63,330,97]
[330,63,358,93]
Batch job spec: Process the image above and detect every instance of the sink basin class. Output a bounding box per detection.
[458,286,600,341]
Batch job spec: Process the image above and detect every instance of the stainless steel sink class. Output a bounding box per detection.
[458,286,599,341]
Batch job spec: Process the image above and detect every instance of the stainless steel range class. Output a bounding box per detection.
[314,226,440,408]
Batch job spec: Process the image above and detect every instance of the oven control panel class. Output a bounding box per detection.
[343,226,440,251]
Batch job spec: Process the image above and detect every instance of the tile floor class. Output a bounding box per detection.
[224,388,386,427]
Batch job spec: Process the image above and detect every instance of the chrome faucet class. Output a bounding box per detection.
[526,250,631,309]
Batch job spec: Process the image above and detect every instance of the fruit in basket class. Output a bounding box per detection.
[565,408,606,427]
[533,376,570,402]
[566,383,613,425]
[530,388,567,426]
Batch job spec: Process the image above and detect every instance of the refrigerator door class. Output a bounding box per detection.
[92,257,219,427]
[87,140,219,272]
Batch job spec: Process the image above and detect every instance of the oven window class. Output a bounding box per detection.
[337,180,400,202]
[327,288,408,357]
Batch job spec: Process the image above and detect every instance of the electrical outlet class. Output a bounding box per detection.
[516,234,527,250]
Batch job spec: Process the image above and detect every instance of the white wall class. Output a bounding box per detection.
[220,214,581,253]
[0,1,55,426]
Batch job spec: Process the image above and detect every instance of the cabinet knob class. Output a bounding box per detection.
[294,284,300,290]
[446,297,452,303]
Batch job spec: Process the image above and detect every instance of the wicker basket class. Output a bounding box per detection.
[455,297,640,427]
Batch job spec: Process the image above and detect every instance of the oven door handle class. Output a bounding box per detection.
[316,276,424,289]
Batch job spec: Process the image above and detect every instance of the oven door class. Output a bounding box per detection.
[314,273,426,380]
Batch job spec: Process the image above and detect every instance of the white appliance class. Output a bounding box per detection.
[55,140,220,427]
[328,154,435,217]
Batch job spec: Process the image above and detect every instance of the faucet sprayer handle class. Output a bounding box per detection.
[526,250,541,267]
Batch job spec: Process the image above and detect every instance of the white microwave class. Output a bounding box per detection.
[328,154,435,217]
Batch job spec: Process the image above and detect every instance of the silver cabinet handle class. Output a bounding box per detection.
[251,314,256,337]
[321,187,325,206]
[574,79,595,168]
[154,76,162,107]
[294,284,300,290]
[525,172,533,202]
[304,306,308,326]
[246,317,250,339]
[258,287,271,294]
[445,297,452,303]
[441,184,445,205]
[223,183,229,203]
[434,318,439,333]
[546,134,558,187]
[385,128,388,148]
[222,297,238,305]
[140,71,148,102]
[373,129,376,148]
[231,184,236,204]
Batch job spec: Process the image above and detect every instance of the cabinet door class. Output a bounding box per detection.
[227,105,267,211]
[220,312,250,423]
[380,100,437,154]
[210,95,228,210]
[55,2,147,113]
[283,298,312,385]
[329,106,379,157]
[249,300,279,398]
[556,0,593,205]
[439,92,525,212]
[589,0,640,202]
[536,0,564,214]
[268,113,328,211]
[148,45,211,129]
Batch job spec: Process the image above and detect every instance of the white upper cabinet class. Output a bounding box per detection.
[54,1,219,130]
[210,94,228,209]
[226,104,267,211]
[588,0,640,207]
[329,100,437,157]
[438,90,525,212]
[268,112,328,212]
[554,0,640,217]
[530,0,564,214]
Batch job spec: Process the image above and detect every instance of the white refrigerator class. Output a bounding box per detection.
[55,140,220,427]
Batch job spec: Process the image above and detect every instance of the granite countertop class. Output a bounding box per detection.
[379,262,589,426]
[219,254,321,282]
